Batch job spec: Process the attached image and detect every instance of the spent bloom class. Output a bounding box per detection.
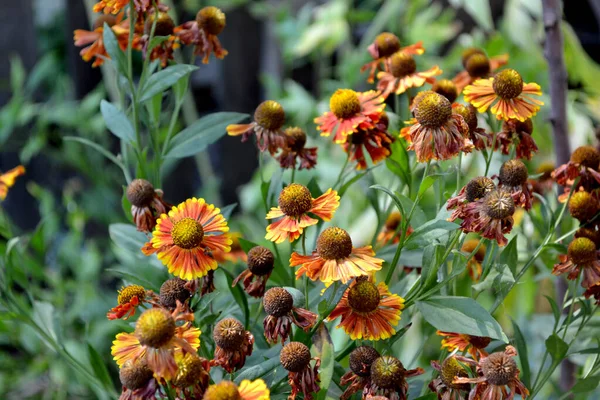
[400,92,472,162]
[497,159,533,210]
[459,189,516,246]
[361,32,425,83]
[73,14,130,67]
[118,359,158,400]
[453,48,509,92]
[496,118,539,160]
[107,284,148,320]
[277,127,318,170]
[0,165,25,201]
[327,277,405,341]
[265,184,339,244]
[429,356,471,400]
[227,100,286,155]
[142,198,231,280]
[341,112,394,170]
[340,346,381,400]
[172,352,210,399]
[262,287,317,343]
[290,227,384,284]
[377,51,442,97]
[211,317,254,373]
[232,246,275,298]
[175,6,228,64]
[280,342,320,400]
[158,278,192,310]
[203,379,270,400]
[126,178,170,232]
[365,355,424,400]
[315,89,386,144]
[553,237,600,289]
[452,103,492,151]
[437,330,491,360]
[447,176,496,223]
[464,68,543,122]
[551,146,600,201]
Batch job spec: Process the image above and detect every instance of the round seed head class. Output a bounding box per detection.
[483,190,515,220]
[119,359,154,390]
[330,89,362,119]
[127,179,155,207]
[492,69,523,99]
[569,191,600,222]
[374,32,401,58]
[389,52,417,78]
[567,237,597,265]
[414,92,452,128]
[349,346,380,377]
[196,6,226,35]
[278,183,313,217]
[347,279,380,313]
[432,79,458,103]
[280,342,311,372]
[263,287,293,317]
[370,356,406,389]
[316,227,353,260]
[499,159,529,187]
[481,351,517,386]
[213,318,246,350]
[135,308,176,348]
[171,218,204,249]
[254,100,285,130]
[247,246,275,276]
[465,176,496,202]
[570,146,600,169]
[159,278,191,309]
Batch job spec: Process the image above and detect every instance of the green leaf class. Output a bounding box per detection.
[498,237,518,275]
[221,269,250,327]
[87,344,113,390]
[63,136,128,176]
[313,324,334,400]
[404,219,459,248]
[9,56,26,94]
[472,264,515,292]
[283,287,306,308]
[165,112,248,158]
[109,223,147,254]
[220,203,237,220]
[545,333,568,365]
[572,376,600,393]
[100,100,135,142]
[371,185,405,216]
[140,64,199,102]
[544,295,561,327]
[339,171,368,197]
[147,36,170,53]
[416,296,508,342]
[106,268,160,292]
[511,319,531,389]
[417,169,454,197]
[306,177,323,198]
[235,355,281,383]
[102,22,127,76]
[238,238,259,254]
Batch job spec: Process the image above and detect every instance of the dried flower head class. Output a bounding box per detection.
[145,11,175,36]
[227,100,286,154]
[281,342,312,373]
[212,317,254,373]
[432,79,459,103]
[553,237,600,289]
[350,346,381,377]
[569,191,599,222]
[160,278,191,309]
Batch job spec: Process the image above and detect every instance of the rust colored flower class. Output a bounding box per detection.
[496,118,538,160]
[290,227,384,284]
[174,6,228,64]
[118,359,158,400]
[437,331,491,360]
[341,112,394,170]
[459,189,516,246]
[464,69,543,122]
[552,146,600,202]
[574,226,600,249]
[280,342,320,400]
[211,317,254,373]
[142,198,231,280]
[265,184,339,244]
[447,177,496,223]
[497,159,533,210]
[139,11,179,67]
[159,278,191,310]
[377,211,413,247]
[262,287,317,343]
[172,352,210,399]
[227,100,286,154]
[453,346,529,399]
[73,14,131,67]
[126,179,171,232]
[327,277,404,341]
[365,355,424,400]
[0,165,25,201]
[553,237,600,289]
[584,283,600,306]
[315,89,386,144]
[377,51,442,97]
[429,356,470,400]
[108,285,148,320]
[461,239,486,282]
[361,32,425,83]
[340,346,380,400]
[453,50,508,93]
[432,79,459,103]
[233,246,275,298]
[111,306,199,380]
[452,103,492,151]
[203,379,270,400]
[277,127,318,170]
[400,92,472,162]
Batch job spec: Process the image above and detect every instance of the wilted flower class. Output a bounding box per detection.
[453,49,508,93]
[277,127,318,170]
[342,112,394,170]
[464,68,543,122]
[437,331,491,360]
[315,89,386,144]
[574,226,600,249]
[452,103,492,150]
[327,277,404,341]
[73,14,130,67]
[448,177,496,223]
[377,51,442,97]
[174,6,229,64]
[265,184,339,243]
[400,92,472,162]
[262,287,317,343]
[170,352,211,398]
[553,237,600,289]
[453,346,529,400]
[568,191,600,223]
[142,198,231,280]
[552,146,600,201]
[459,189,516,246]
[233,246,275,297]
[365,355,424,400]
[212,317,254,373]
[461,239,487,281]
[497,159,533,210]
[361,32,424,83]
[0,165,25,201]
[140,11,178,67]
[340,346,381,400]
[126,179,170,232]
[429,356,470,400]
[496,118,538,160]
[203,379,270,400]
[290,227,384,284]
[159,278,191,310]
[118,359,158,400]
[584,283,600,306]
[432,79,459,103]
[377,211,413,247]
[108,285,148,320]
[280,342,320,400]
[227,100,286,154]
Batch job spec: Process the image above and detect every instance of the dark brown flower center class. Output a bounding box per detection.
[172,217,204,249]
[481,351,517,386]
[283,127,307,152]
[330,89,362,119]
[370,356,406,389]
[213,318,246,350]
[465,176,496,202]
[145,11,175,37]
[569,191,600,222]
[347,279,380,313]
[263,287,293,317]
[492,69,523,99]
[159,278,191,309]
[247,246,275,276]
[483,190,515,220]
[278,183,313,217]
[389,52,417,78]
[461,47,486,67]
[453,104,478,133]
[432,79,458,103]
[414,92,452,128]
[254,100,285,130]
[499,159,529,187]
[465,53,491,78]
[196,6,226,35]
[570,146,600,169]
[374,32,401,58]
[575,227,600,249]
[316,227,353,260]
[440,356,469,390]
[349,346,380,377]
[280,342,311,372]
[119,359,154,390]
[126,179,155,207]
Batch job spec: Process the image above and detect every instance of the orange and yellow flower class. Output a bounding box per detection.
[361,32,424,83]
[464,69,543,122]
[376,51,441,97]
[265,184,339,244]
[111,307,199,380]
[315,89,386,144]
[175,6,228,64]
[93,0,128,14]
[213,232,247,264]
[377,211,413,247]
[204,379,270,400]
[327,277,404,340]
[453,49,508,93]
[437,330,491,360]
[341,113,394,170]
[107,285,148,320]
[142,198,231,280]
[74,14,131,67]
[290,227,383,284]
[0,165,25,201]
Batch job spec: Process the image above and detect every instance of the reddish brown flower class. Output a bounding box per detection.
[496,118,538,160]
[447,177,496,223]
[118,359,158,400]
[233,246,275,298]
[453,50,508,93]
[277,127,318,170]
[159,278,191,310]
[437,330,491,360]
[452,103,492,151]
[459,189,515,246]
[139,11,179,67]
[429,356,470,400]
[552,146,600,201]
[211,317,254,373]
[262,287,317,343]
[361,32,424,83]
[584,283,600,305]
[280,342,321,400]
[497,159,533,210]
[553,237,600,289]
[341,113,394,170]
[174,6,228,64]
[340,346,380,400]
[227,100,286,154]
[126,179,171,232]
[365,355,424,400]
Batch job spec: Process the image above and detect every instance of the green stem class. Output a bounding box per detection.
[161,100,183,158]
[291,167,296,184]
[333,154,350,189]
[302,232,308,308]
